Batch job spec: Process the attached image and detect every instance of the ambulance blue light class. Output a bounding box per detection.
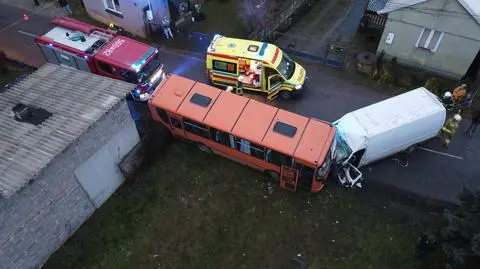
[258,42,268,57]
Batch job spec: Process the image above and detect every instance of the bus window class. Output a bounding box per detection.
[266,149,293,167]
[156,108,170,124]
[170,117,182,129]
[210,128,229,147]
[183,118,210,139]
[236,138,264,160]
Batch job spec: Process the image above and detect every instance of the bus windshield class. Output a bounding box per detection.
[316,137,337,179]
[136,53,162,83]
[277,52,296,80]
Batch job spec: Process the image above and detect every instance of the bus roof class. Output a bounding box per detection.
[208,35,283,65]
[150,74,335,166]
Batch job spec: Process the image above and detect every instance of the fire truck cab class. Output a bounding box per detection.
[35,17,166,101]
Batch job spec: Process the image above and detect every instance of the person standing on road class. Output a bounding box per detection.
[438,114,462,148]
[452,84,468,103]
[161,16,174,39]
[58,0,73,16]
[465,110,480,137]
[34,0,40,6]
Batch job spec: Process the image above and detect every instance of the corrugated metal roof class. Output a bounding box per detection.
[378,0,480,24]
[0,64,134,198]
[367,0,389,12]
[377,0,427,14]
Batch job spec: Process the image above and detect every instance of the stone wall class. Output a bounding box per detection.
[0,100,140,269]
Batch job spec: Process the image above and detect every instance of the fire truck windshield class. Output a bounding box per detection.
[136,53,162,83]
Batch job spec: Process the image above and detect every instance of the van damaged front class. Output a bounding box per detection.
[332,116,367,189]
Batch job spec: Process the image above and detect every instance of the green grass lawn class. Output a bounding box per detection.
[44,142,441,269]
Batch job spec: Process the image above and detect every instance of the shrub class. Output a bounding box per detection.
[439,187,480,269]
[424,77,444,96]
[378,68,394,84]
[0,51,8,74]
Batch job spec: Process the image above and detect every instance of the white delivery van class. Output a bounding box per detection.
[333,87,446,188]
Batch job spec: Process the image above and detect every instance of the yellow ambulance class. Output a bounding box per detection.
[206,35,307,101]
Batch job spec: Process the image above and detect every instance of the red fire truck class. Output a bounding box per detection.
[35,17,166,101]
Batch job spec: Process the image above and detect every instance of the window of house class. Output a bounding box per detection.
[156,108,170,124]
[415,28,444,52]
[104,0,121,13]
[183,118,210,139]
[235,138,264,160]
[266,149,293,167]
[210,128,230,147]
[97,61,113,74]
[212,60,237,74]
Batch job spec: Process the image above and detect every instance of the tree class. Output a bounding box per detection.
[440,187,480,269]
[238,0,280,34]
[0,51,8,74]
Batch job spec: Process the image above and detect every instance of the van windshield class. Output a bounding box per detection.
[333,130,352,164]
[136,53,161,83]
[277,52,296,80]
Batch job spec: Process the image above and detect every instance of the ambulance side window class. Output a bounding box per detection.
[212,60,237,74]
[265,67,280,78]
[98,61,113,74]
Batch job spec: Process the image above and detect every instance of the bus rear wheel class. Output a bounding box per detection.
[196,143,212,155]
[279,90,293,100]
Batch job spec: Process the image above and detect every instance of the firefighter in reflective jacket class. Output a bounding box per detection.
[438,114,462,148]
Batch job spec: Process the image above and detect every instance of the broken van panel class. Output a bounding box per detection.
[333,87,446,188]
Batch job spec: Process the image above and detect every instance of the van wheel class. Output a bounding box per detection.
[265,170,280,181]
[405,144,418,154]
[196,143,212,154]
[279,90,293,100]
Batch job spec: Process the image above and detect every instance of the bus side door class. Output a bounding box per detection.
[280,166,299,192]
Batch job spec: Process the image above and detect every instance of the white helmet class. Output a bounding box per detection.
[453,114,462,122]
[444,91,452,98]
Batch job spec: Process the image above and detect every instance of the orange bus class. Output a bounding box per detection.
[148,74,337,192]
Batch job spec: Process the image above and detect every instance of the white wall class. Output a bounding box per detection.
[82,0,171,37]
[377,0,480,78]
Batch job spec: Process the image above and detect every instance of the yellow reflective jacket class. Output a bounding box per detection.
[442,118,460,135]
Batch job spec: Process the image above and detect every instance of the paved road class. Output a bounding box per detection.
[1,2,479,204]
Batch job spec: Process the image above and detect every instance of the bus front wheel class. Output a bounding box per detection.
[196,142,212,155]
[265,170,280,181]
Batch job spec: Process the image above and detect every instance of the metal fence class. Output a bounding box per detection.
[249,0,314,41]
[271,31,350,68]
